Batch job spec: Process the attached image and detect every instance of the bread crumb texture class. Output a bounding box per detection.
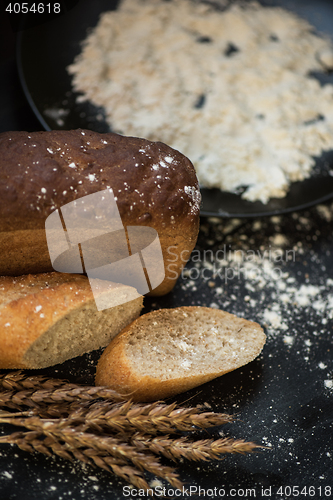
[0,273,143,369]
[95,306,266,400]
[125,307,265,378]
[68,0,333,203]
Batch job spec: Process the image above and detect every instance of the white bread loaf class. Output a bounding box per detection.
[0,272,143,369]
[95,306,266,401]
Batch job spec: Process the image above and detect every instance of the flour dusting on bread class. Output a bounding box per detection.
[95,306,266,401]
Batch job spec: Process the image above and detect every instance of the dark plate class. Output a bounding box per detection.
[17,0,333,217]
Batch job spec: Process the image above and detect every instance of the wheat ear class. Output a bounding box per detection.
[0,393,234,434]
[130,433,262,461]
[0,415,183,489]
[66,400,234,434]
[0,372,264,493]
[0,430,150,491]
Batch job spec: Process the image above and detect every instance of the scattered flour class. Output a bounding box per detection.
[324,379,333,389]
[2,471,13,479]
[180,211,333,340]
[44,108,70,127]
[283,335,295,346]
[68,0,333,203]
[263,309,287,330]
[294,284,321,307]
[149,478,163,489]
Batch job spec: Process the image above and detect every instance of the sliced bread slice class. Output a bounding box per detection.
[0,272,143,369]
[95,306,266,401]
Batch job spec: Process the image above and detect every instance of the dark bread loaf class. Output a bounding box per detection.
[0,129,200,295]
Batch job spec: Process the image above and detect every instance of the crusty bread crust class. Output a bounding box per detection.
[0,273,143,369]
[0,130,200,295]
[95,306,266,401]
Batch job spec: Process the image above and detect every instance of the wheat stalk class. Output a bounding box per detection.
[0,392,234,434]
[130,433,261,462]
[0,372,233,432]
[65,400,234,434]
[0,372,264,493]
[0,372,125,411]
[0,430,150,490]
[0,415,183,489]
[0,371,68,391]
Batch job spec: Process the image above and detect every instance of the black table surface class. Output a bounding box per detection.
[0,6,333,500]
